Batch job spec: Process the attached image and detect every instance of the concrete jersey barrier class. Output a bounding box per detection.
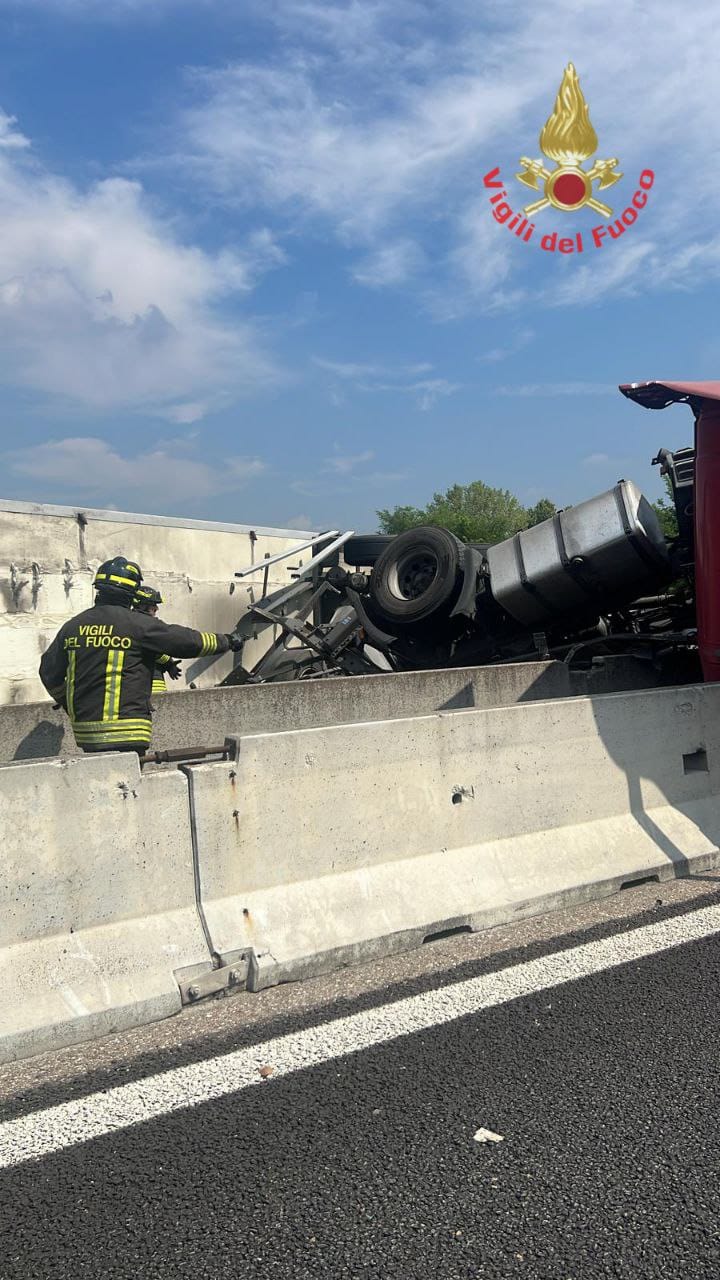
[1,655,659,764]
[2,679,716,1064]
[0,752,211,1063]
[185,684,720,989]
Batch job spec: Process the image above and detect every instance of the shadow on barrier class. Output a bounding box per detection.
[13,718,66,761]
[516,661,572,703]
[439,682,474,711]
[588,686,720,881]
[439,660,573,713]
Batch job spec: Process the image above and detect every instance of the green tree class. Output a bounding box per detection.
[375,504,427,534]
[378,482,556,543]
[650,476,679,540]
[527,498,558,527]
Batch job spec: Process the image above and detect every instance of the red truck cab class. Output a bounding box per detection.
[621,380,720,682]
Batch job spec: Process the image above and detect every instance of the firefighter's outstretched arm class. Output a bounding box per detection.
[39,633,69,706]
[134,614,240,658]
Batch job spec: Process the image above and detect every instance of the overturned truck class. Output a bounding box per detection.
[223,381,707,690]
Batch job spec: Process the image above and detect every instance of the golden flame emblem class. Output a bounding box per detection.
[516,64,622,217]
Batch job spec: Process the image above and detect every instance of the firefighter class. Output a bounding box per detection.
[39,555,241,755]
[132,585,180,695]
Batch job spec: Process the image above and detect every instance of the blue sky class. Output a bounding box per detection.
[0,0,713,531]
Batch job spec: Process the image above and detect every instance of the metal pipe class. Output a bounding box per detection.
[142,745,230,764]
[234,531,340,578]
[261,531,354,606]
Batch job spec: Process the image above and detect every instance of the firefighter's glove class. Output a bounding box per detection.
[225,633,244,652]
[165,659,182,681]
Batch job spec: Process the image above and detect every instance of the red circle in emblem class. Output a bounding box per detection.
[551,172,588,208]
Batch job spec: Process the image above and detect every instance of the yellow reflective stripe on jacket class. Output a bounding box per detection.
[157,654,171,665]
[74,733,152,745]
[102,650,125,721]
[65,652,77,718]
[75,726,151,736]
[151,680,166,694]
[73,718,152,744]
[112,652,125,717]
[101,651,114,719]
[73,733,152,743]
[200,632,217,656]
[74,731,151,740]
[71,718,152,731]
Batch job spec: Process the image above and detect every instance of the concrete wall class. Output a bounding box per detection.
[0,498,317,705]
[0,752,210,1063]
[187,683,720,988]
[0,660,574,762]
[3,681,719,1061]
[0,653,663,765]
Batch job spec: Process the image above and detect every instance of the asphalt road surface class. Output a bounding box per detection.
[2,875,720,1280]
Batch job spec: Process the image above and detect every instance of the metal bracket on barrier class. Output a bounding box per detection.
[246,950,281,992]
[176,957,250,1004]
[174,950,281,1002]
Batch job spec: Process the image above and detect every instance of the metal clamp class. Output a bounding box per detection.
[177,958,250,1005]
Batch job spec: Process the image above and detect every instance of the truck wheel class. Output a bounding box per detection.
[343,534,394,566]
[369,526,462,625]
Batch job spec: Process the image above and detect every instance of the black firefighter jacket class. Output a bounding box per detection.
[39,603,229,751]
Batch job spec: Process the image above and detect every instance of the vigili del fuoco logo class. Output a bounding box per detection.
[484,63,654,254]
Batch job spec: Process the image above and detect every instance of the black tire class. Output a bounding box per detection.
[369,526,463,625]
[343,534,395,567]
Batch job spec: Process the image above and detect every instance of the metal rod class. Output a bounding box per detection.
[230,578,315,641]
[142,745,229,764]
[234,531,339,578]
[243,582,332,680]
[256,531,354,612]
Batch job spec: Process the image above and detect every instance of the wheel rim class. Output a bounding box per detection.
[386,548,440,601]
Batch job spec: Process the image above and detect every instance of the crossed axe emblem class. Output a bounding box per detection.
[516,155,623,217]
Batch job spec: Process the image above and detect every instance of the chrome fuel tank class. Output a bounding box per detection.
[486,481,671,627]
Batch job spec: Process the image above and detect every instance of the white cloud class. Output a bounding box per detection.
[291,464,406,499]
[581,452,636,470]
[4,436,266,504]
[313,355,458,409]
[352,240,424,288]
[313,357,432,380]
[432,200,520,318]
[284,512,316,530]
[0,113,284,415]
[541,238,658,309]
[169,0,720,308]
[368,377,459,410]
[153,402,209,425]
[323,448,375,475]
[10,0,720,331]
[0,111,29,149]
[291,436,406,498]
[479,328,535,364]
[0,0,208,12]
[494,382,617,398]
[180,46,528,242]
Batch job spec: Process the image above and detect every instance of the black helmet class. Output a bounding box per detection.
[93,556,143,604]
[133,585,163,612]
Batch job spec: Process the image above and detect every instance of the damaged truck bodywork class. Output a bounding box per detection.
[223,381,704,692]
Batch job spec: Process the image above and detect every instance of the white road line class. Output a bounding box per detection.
[3,902,720,1170]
